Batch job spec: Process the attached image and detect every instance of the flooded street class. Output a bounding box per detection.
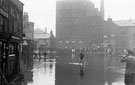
[1,0,135,85]
[25,53,125,85]
[27,59,56,85]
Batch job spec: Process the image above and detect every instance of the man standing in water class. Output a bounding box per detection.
[44,51,47,61]
[121,50,135,85]
[79,51,85,65]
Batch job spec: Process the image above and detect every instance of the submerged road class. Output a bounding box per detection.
[25,53,125,85]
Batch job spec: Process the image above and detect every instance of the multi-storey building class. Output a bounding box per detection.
[114,20,135,49]
[0,0,23,84]
[102,18,118,51]
[56,0,104,50]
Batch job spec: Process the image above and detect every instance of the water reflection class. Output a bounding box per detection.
[26,53,125,85]
[104,67,124,85]
[28,59,56,85]
[56,62,104,85]
[79,65,85,79]
[55,53,124,85]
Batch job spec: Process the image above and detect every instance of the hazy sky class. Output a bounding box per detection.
[20,0,135,33]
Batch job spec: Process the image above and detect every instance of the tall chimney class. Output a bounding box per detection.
[100,0,104,20]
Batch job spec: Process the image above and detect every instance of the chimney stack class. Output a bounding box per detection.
[100,0,105,20]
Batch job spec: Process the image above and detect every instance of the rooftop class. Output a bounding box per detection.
[34,28,44,34]
[114,20,135,26]
[11,0,24,11]
[34,33,51,39]
[34,28,51,39]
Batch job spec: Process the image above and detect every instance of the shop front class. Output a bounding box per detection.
[0,35,22,83]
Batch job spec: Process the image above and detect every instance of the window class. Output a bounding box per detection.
[1,0,4,6]
[4,18,8,33]
[9,43,15,57]
[18,24,22,37]
[0,17,4,25]
[10,7,17,17]
[17,24,19,36]
[9,20,12,33]
[3,42,6,58]
[0,0,2,6]
[13,8,16,17]
[14,21,17,35]
[10,7,15,16]
[0,16,8,33]
[1,0,7,9]
[12,20,14,34]
[0,16,4,32]
[9,19,14,33]
[10,7,13,15]
[0,17,2,32]
[16,13,19,19]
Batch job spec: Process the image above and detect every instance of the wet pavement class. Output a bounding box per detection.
[24,53,125,85]
[27,59,55,85]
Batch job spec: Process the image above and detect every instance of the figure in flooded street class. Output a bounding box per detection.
[34,52,38,59]
[120,49,135,85]
[38,52,41,62]
[79,51,85,66]
[44,51,47,62]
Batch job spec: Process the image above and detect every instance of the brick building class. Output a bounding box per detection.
[0,0,23,84]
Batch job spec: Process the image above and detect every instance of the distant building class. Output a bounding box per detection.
[50,30,57,49]
[23,12,34,40]
[22,12,34,75]
[56,0,104,50]
[102,18,119,52]
[114,20,135,49]
[34,28,56,52]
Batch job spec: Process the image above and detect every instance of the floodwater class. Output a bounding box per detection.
[27,59,56,85]
[26,53,125,85]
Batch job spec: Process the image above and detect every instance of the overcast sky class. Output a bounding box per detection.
[20,0,135,33]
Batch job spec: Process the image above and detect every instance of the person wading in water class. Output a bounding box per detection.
[79,51,85,65]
